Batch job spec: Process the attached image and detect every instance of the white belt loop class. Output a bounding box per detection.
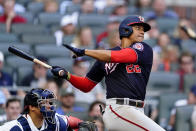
[125,98,129,105]
[127,98,129,105]
[123,98,126,105]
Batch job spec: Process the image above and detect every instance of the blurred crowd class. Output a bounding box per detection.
[0,0,196,131]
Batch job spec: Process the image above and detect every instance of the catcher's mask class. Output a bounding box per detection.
[23,88,57,124]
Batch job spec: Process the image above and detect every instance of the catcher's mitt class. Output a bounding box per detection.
[78,121,98,131]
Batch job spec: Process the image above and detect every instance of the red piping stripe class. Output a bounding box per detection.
[109,105,149,131]
[127,22,143,26]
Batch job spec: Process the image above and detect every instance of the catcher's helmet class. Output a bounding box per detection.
[23,88,57,123]
[119,15,151,39]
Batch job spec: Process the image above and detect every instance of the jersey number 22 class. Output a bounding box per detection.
[126,64,141,73]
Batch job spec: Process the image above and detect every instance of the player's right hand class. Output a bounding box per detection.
[51,66,70,80]
[63,44,85,58]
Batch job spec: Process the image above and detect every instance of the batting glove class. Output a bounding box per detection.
[51,66,70,80]
[63,44,85,58]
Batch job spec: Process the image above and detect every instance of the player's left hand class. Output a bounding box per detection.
[63,44,85,58]
[78,121,98,131]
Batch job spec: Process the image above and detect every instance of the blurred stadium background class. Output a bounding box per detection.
[0,0,196,131]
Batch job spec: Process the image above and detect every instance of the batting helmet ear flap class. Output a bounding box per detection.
[119,24,133,39]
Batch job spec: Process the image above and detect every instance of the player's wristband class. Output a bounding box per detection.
[67,72,71,80]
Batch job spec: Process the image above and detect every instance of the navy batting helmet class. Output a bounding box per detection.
[119,15,151,39]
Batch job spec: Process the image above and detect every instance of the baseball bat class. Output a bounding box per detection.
[8,46,52,69]
[180,25,196,41]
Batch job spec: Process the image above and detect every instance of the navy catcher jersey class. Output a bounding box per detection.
[86,42,153,101]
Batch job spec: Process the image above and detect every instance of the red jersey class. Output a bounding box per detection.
[0,14,26,23]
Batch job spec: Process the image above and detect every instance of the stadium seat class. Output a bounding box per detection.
[170,63,179,72]
[0,24,6,32]
[0,43,13,56]
[38,13,63,26]
[78,14,108,28]
[0,33,19,43]
[189,47,196,57]
[175,105,194,131]
[144,95,159,116]
[34,44,70,58]
[17,12,34,23]
[181,39,196,56]
[17,66,32,84]
[91,27,105,38]
[6,56,33,68]
[27,2,44,16]
[21,34,56,45]
[195,60,196,69]
[0,43,31,56]
[128,6,137,14]
[66,4,80,14]
[49,57,73,70]
[181,39,196,50]
[12,24,49,35]
[57,0,65,4]
[183,74,196,94]
[147,72,180,94]
[158,93,187,126]
[62,35,75,45]
[17,0,31,5]
[3,66,13,76]
[156,18,178,33]
[128,0,137,5]
[50,25,60,34]
[103,6,114,15]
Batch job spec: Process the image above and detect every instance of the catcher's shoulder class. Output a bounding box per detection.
[0,120,22,131]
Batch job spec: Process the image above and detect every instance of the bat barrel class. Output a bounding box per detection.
[8,46,34,61]
[8,46,52,69]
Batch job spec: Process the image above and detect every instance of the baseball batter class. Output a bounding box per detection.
[51,15,165,131]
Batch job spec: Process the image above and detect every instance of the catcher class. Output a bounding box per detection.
[0,88,97,131]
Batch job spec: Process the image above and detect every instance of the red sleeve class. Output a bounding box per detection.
[13,15,27,23]
[69,74,97,93]
[111,48,137,63]
[96,31,108,44]
[67,116,82,129]
[0,15,6,22]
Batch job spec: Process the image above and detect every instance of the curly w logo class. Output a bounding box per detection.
[105,63,119,75]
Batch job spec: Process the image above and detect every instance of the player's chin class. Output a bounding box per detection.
[136,37,144,42]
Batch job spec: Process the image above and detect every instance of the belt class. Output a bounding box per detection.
[115,98,144,108]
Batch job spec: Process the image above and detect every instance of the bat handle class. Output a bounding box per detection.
[33,58,52,69]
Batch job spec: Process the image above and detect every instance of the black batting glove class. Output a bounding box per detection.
[63,44,85,58]
[51,66,70,80]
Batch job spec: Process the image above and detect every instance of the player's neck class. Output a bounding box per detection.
[121,38,134,48]
[29,113,44,128]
